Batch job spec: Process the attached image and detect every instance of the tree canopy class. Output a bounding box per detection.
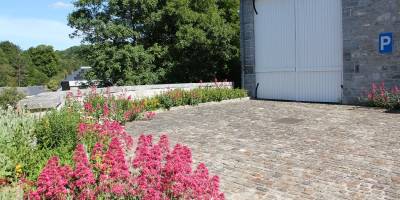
[68,0,240,86]
[27,45,60,78]
[0,41,88,89]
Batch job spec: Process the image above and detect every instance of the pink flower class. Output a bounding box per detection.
[103,104,110,117]
[77,89,83,97]
[91,142,104,164]
[35,156,72,199]
[78,123,89,137]
[134,136,163,195]
[28,191,40,200]
[101,138,130,182]
[145,111,156,120]
[84,102,94,112]
[28,130,225,199]
[158,135,170,158]
[72,144,95,190]
[162,144,193,197]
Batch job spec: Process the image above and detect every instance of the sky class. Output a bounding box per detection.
[0,0,81,50]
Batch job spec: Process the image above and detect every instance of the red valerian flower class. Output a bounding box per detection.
[34,156,72,199]
[28,130,225,199]
[102,138,131,182]
[84,102,94,113]
[72,144,95,191]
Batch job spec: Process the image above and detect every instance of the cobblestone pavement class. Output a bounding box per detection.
[126,100,400,200]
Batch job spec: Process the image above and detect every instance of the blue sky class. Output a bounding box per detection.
[0,1,81,50]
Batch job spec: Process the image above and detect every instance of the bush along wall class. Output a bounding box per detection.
[365,82,400,111]
[0,86,247,199]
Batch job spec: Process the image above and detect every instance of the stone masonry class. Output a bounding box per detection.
[342,0,400,103]
[240,0,256,97]
[241,0,400,104]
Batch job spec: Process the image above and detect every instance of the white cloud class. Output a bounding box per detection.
[0,17,81,50]
[49,1,73,9]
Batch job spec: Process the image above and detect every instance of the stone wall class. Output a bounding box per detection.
[240,0,256,97]
[342,0,400,103]
[241,0,400,104]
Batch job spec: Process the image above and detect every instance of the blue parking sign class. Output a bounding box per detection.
[379,32,393,54]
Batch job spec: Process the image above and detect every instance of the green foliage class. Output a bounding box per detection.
[34,108,81,149]
[0,109,37,180]
[46,79,60,91]
[68,0,240,85]
[0,41,23,86]
[27,45,60,78]
[0,64,16,87]
[26,68,49,86]
[0,88,25,109]
[0,49,9,65]
[89,44,164,85]
[0,41,88,87]
[0,41,21,64]
[155,87,248,110]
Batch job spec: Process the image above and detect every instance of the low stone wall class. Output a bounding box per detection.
[0,86,47,97]
[18,82,233,111]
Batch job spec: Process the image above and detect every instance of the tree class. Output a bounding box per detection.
[27,45,60,78]
[0,41,28,86]
[68,0,240,85]
[0,49,9,65]
[0,49,13,87]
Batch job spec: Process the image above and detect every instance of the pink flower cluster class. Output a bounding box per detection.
[367,82,400,110]
[78,120,134,149]
[28,134,224,199]
[28,157,72,200]
[368,82,389,102]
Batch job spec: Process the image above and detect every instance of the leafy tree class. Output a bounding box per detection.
[26,68,49,86]
[0,41,26,86]
[0,49,14,87]
[27,45,60,78]
[0,41,21,64]
[0,64,15,87]
[0,49,9,65]
[0,41,88,88]
[68,0,240,85]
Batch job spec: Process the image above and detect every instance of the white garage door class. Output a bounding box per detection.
[254,0,343,103]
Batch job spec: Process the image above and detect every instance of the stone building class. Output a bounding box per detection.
[240,0,400,104]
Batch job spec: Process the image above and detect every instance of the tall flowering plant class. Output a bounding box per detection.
[366,82,400,111]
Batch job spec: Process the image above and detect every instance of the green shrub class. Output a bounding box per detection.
[142,97,160,111]
[0,109,37,181]
[0,88,25,109]
[34,108,81,149]
[155,87,247,110]
[46,79,60,91]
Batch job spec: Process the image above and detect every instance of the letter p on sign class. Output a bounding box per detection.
[379,32,393,54]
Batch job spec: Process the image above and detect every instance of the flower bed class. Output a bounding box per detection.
[0,86,246,199]
[81,86,248,124]
[28,134,224,199]
[365,82,400,111]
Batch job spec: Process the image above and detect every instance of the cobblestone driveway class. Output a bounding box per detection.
[126,100,400,200]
